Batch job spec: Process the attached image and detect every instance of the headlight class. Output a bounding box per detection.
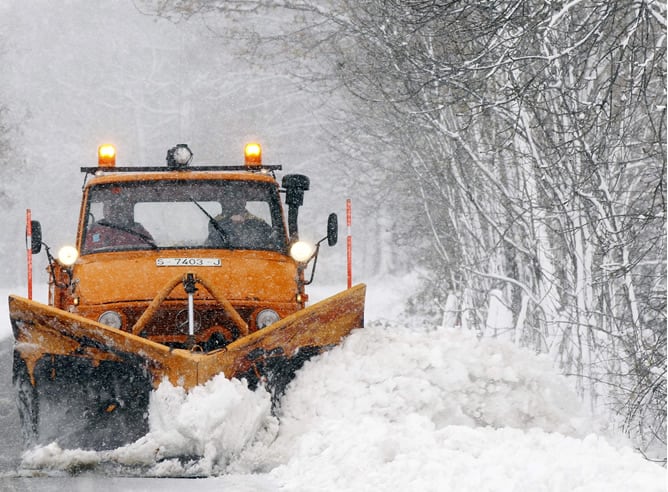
[57,245,79,266]
[256,309,280,329]
[290,240,315,263]
[98,310,123,329]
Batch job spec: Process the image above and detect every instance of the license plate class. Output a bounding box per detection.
[156,258,221,267]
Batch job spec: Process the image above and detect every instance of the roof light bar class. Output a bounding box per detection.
[81,142,283,174]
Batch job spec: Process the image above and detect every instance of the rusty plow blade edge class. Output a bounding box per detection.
[9,283,366,390]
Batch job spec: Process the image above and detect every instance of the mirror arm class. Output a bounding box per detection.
[303,239,325,286]
[43,244,72,289]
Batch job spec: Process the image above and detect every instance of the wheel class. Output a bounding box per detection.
[13,351,38,448]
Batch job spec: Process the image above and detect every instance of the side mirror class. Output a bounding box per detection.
[327,213,338,247]
[30,221,42,254]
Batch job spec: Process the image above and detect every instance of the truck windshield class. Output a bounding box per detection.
[81,179,287,254]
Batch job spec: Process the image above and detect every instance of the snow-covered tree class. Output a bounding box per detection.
[146,0,666,459]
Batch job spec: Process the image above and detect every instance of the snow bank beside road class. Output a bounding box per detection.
[4,278,664,489]
[308,272,423,322]
[0,285,49,341]
[278,323,588,435]
[19,320,665,490]
[263,322,663,491]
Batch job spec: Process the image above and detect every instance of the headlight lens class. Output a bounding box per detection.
[290,240,315,263]
[57,245,79,266]
[256,309,280,329]
[98,310,123,329]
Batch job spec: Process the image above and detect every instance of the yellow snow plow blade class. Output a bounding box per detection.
[10,284,365,449]
[10,283,366,390]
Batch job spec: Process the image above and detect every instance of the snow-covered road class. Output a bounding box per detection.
[0,278,665,491]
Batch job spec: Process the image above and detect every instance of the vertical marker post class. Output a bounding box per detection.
[346,199,352,289]
[26,209,33,300]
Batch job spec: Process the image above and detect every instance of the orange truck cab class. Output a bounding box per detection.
[46,143,326,349]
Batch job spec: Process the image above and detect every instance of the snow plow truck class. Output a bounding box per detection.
[9,143,365,450]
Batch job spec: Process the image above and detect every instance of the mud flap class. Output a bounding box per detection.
[13,350,152,450]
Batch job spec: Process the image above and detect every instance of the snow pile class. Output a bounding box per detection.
[275,322,588,434]
[5,281,665,489]
[21,374,277,477]
[18,320,665,490]
[256,322,663,491]
[19,444,100,475]
[116,374,276,476]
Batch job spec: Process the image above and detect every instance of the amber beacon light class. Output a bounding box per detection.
[244,142,262,167]
[97,144,116,167]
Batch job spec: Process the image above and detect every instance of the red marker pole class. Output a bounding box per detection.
[26,209,33,300]
[346,199,352,289]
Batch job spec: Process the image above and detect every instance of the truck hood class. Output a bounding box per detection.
[72,249,299,305]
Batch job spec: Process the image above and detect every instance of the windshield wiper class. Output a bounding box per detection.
[190,197,229,244]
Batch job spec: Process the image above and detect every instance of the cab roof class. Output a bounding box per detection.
[82,168,281,189]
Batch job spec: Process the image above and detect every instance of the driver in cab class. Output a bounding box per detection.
[206,193,273,250]
[84,200,155,252]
